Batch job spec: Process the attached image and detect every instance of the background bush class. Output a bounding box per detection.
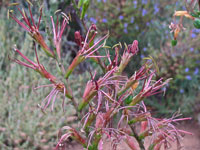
[0,1,90,149]
[87,0,200,117]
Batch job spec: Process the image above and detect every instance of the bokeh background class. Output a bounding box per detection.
[0,0,200,149]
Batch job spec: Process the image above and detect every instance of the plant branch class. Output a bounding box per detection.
[129,124,145,150]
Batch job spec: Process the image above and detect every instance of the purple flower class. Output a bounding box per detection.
[90,17,97,24]
[135,25,139,30]
[180,89,184,93]
[182,6,186,10]
[190,48,194,52]
[130,17,134,23]
[171,54,176,57]
[142,9,147,16]
[192,28,200,33]
[146,22,150,26]
[141,54,145,59]
[124,23,128,28]
[186,75,192,80]
[185,68,189,72]
[119,15,124,20]
[154,4,159,14]
[124,28,128,33]
[133,1,137,8]
[143,47,147,51]
[194,68,199,75]
[191,33,197,38]
[142,0,147,4]
[102,18,107,23]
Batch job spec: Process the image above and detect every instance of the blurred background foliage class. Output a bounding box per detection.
[86,0,200,117]
[0,0,200,149]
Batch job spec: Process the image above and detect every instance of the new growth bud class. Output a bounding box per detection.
[116,40,139,75]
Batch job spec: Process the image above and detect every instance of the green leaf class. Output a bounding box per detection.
[190,12,199,18]
[195,10,200,16]
[171,39,177,46]
[193,19,200,29]
[125,95,133,105]
[81,0,90,19]
[78,0,84,8]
